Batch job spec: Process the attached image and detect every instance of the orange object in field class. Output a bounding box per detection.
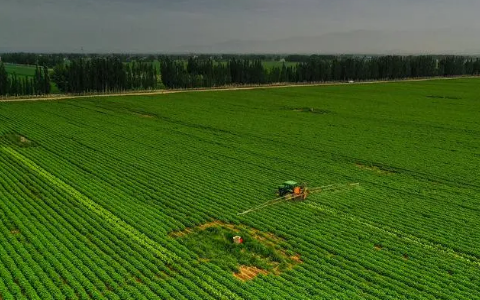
[293,186,301,194]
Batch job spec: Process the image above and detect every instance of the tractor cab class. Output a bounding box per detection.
[277,181,309,200]
[278,181,299,196]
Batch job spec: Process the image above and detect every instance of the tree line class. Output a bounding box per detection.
[1,54,480,96]
[160,55,480,89]
[51,57,157,93]
[0,63,50,96]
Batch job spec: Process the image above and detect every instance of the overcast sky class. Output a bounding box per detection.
[1,0,480,53]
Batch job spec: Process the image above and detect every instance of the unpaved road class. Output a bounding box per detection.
[0,76,476,103]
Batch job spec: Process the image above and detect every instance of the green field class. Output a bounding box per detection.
[3,63,60,94]
[143,59,297,70]
[0,79,479,299]
[261,61,298,69]
[4,64,36,77]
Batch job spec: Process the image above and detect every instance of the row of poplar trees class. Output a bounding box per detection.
[2,55,480,95]
[51,58,157,93]
[0,63,50,96]
[160,55,480,89]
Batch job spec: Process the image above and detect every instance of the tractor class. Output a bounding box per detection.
[277,181,309,201]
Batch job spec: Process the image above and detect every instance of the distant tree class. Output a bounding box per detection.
[0,62,8,95]
[43,66,51,94]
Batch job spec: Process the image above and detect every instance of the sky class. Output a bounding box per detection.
[1,0,480,53]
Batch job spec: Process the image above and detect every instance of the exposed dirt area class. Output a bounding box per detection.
[134,277,143,284]
[170,220,301,281]
[10,229,20,235]
[374,244,383,251]
[233,266,269,281]
[131,112,156,118]
[403,254,410,260]
[356,163,394,175]
[290,254,302,263]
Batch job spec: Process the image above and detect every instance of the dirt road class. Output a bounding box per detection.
[0,76,475,103]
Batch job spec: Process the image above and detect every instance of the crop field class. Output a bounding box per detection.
[147,60,297,69]
[0,78,479,299]
[4,64,36,77]
[3,63,59,94]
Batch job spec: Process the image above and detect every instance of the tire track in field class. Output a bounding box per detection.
[0,146,178,264]
[1,76,479,103]
[305,202,480,267]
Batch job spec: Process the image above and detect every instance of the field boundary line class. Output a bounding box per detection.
[1,76,479,103]
[305,202,480,267]
[0,146,178,264]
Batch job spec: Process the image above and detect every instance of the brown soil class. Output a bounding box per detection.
[233,266,269,281]
[403,254,409,260]
[290,254,302,263]
[374,244,383,251]
[133,112,155,118]
[356,163,394,175]
[10,229,20,235]
[134,277,143,284]
[170,220,302,280]
[156,271,170,279]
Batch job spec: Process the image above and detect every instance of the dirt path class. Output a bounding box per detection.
[0,76,476,103]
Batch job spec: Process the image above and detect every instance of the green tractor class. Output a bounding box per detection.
[277,181,309,200]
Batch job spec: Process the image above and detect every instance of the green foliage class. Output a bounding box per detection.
[0,63,56,96]
[0,79,479,299]
[4,64,36,77]
[177,225,288,273]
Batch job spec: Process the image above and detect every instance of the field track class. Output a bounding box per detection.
[1,76,477,103]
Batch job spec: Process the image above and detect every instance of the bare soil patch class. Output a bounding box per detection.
[10,229,20,235]
[132,112,156,118]
[134,277,143,284]
[356,163,394,175]
[170,220,301,281]
[233,266,269,281]
[374,244,383,251]
[290,254,302,263]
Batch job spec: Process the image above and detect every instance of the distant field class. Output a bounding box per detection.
[4,63,60,93]
[0,78,479,299]
[140,60,298,70]
[261,61,298,68]
[4,63,36,77]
